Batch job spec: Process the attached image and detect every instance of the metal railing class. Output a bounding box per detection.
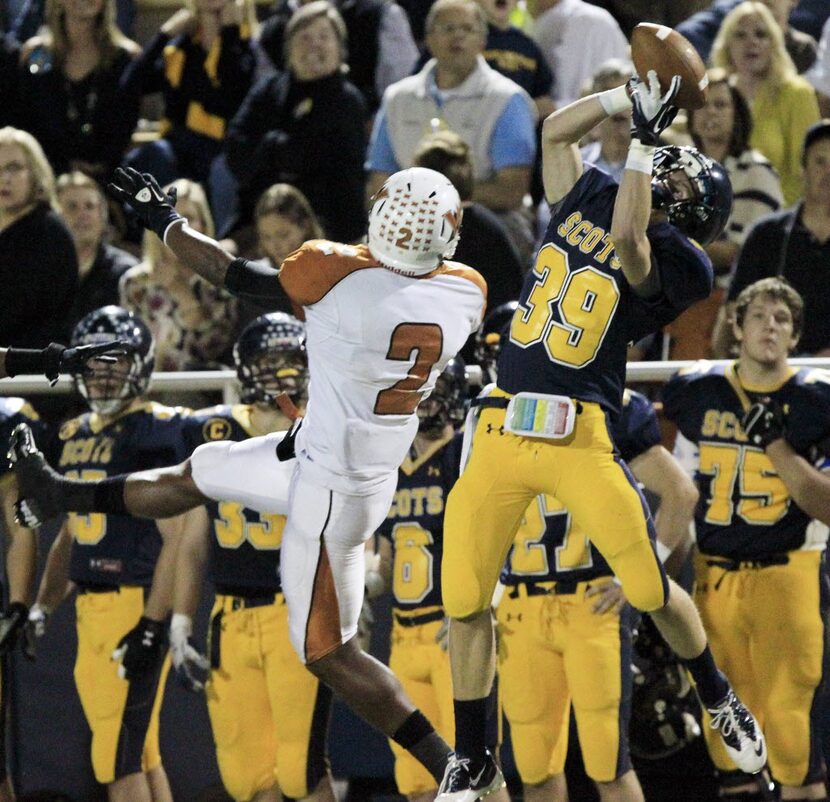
[1,358,828,401]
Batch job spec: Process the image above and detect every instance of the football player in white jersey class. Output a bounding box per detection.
[11,166,489,790]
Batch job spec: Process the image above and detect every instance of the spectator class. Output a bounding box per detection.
[476,0,554,118]
[258,0,418,114]
[760,0,818,72]
[805,14,830,115]
[15,0,140,179]
[122,0,257,218]
[712,120,830,356]
[119,179,239,371]
[226,1,367,243]
[711,1,820,203]
[247,182,324,314]
[367,0,537,261]
[0,127,77,348]
[413,130,523,317]
[57,170,138,328]
[666,69,784,359]
[529,0,628,108]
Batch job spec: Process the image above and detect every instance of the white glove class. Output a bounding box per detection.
[169,613,210,692]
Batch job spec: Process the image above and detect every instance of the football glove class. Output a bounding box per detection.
[628,70,680,146]
[0,602,29,655]
[5,340,125,386]
[742,397,786,449]
[8,423,64,528]
[112,616,168,681]
[106,167,184,240]
[22,604,49,661]
[169,614,209,693]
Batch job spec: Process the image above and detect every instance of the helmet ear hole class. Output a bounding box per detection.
[368,167,462,276]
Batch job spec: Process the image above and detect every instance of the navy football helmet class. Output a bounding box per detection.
[629,616,702,760]
[474,301,518,381]
[651,145,733,245]
[70,305,154,416]
[417,357,468,437]
[233,313,308,406]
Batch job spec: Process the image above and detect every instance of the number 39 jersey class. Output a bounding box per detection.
[378,432,463,612]
[663,362,830,560]
[182,405,287,595]
[501,389,662,586]
[497,167,713,417]
[279,241,486,494]
[52,402,193,587]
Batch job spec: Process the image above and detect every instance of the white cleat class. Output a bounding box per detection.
[707,689,767,774]
[436,750,506,801]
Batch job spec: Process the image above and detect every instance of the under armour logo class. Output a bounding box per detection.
[427,466,441,477]
[486,424,505,435]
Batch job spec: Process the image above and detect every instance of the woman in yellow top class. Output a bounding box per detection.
[711,1,820,205]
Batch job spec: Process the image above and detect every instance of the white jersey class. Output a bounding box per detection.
[280,240,486,493]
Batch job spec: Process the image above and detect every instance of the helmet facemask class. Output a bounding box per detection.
[239,349,309,407]
[74,348,151,416]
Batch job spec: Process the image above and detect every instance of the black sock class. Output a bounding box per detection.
[684,646,730,707]
[392,711,452,783]
[58,475,128,515]
[454,697,488,770]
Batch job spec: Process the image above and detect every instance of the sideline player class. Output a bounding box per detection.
[169,312,336,802]
[664,277,830,801]
[10,165,488,788]
[376,358,510,802]
[436,69,765,799]
[477,310,697,802]
[24,306,204,802]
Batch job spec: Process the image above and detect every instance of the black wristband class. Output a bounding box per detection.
[5,347,47,378]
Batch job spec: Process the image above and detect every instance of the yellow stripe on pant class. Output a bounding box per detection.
[74,586,170,784]
[443,390,667,620]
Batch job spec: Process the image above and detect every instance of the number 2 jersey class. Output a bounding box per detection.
[497,167,713,417]
[51,402,193,588]
[270,241,486,493]
[500,389,662,586]
[663,362,830,560]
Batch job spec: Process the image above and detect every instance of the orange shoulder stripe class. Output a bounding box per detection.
[279,241,378,307]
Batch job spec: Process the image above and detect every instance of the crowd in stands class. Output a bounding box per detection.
[2,0,829,377]
[1,0,830,797]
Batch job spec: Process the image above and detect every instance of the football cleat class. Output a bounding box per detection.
[8,423,64,528]
[436,750,505,801]
[707,689,767,774]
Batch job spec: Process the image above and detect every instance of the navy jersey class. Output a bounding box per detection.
[501,389,661,585]
[663,362,830,559]
[0,398,46,482]
[498,167,713,416]
[484,25,553,99]
[184,405,283,595]
[379,432,463,612]
[55,402,192,587]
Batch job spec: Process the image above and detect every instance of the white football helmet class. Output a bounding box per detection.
[368,167,463,276]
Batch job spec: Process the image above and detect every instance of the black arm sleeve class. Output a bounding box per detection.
[223,257,284,304]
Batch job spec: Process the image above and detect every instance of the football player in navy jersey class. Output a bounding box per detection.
[23,306,205,802]
[437,70,765,800]
[663,277,830,802]
[376,358,510,802]
[165,313,336,802]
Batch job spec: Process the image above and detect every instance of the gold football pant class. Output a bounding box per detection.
[207,594,331,801]
[74,586,169,784]
[695,550,828,786]
[497,581,633,784]
[444,394,667,620]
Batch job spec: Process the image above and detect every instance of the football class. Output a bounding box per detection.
[631,23,708,110]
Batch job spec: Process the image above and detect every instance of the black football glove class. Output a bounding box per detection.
[742,397,786,449]
[112,616,168,681]
[57,340,126,383]
[106,167,184,240]
[628,70,681,146]
[5,340,124,386]
[7,423,65,528]
[0,602,29,655]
